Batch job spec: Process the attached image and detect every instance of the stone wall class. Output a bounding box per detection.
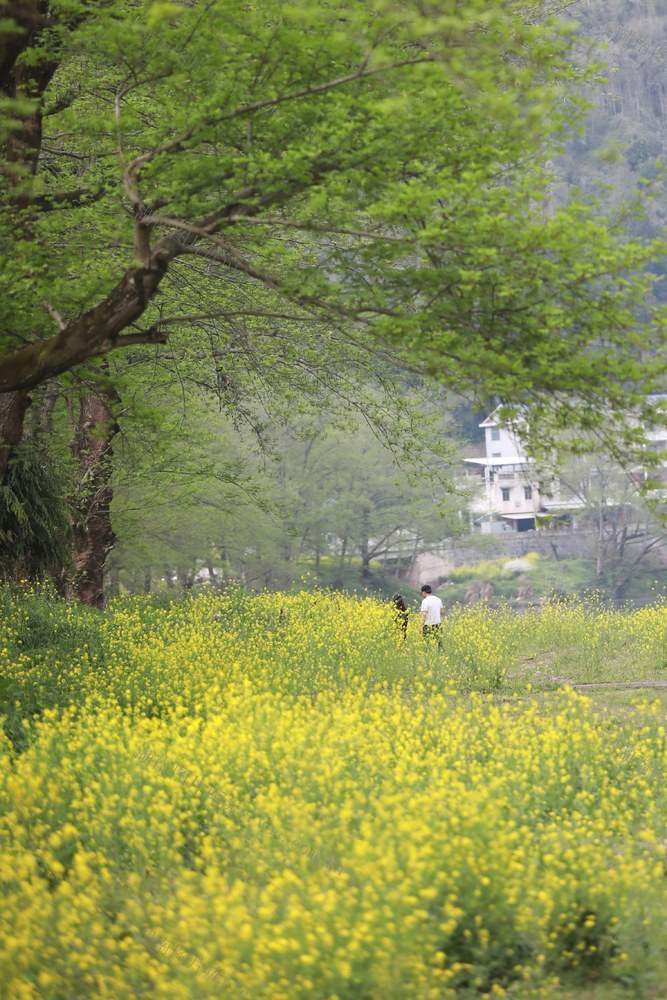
[405,530,598,588]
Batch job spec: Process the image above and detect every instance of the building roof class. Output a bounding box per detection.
[540,499,586,511]
[464,456,532,467]
[479,404,529,430]
[479,410,501,429]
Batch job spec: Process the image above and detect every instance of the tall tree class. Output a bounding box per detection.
[67,375,118,607]
[2,0,666,602]
[0,0,664,444]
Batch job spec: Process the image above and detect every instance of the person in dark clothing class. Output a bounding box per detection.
[391,593,409,639]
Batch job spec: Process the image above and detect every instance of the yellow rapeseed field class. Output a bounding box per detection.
[1,587,667,998]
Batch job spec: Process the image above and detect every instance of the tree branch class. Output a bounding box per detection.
[135,309,322,333]
[43,300,66,331]
[172,241,361,320]
[114,330,169,347]
[124,54,435,190]
[42,87,80,117]
[523,0,582,26]
[0,261,172,392]
[225,214,412,242]
[31,185,105,211]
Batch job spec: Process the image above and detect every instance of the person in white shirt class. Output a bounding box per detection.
[420,584,443,643]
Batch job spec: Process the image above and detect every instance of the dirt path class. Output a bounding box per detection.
[571,681,667,690]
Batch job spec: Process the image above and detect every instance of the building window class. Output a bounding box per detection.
[492,452,502,458]
[491,428,501,440]
[501,488,511,502]
[524,486,533,500]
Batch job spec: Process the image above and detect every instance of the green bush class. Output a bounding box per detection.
[0,442,72,582]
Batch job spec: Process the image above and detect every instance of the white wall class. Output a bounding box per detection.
[487,467,538,517]
[484,424,525,460]
[481,420,537,519]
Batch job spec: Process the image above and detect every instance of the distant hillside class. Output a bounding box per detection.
[556,0,667,298]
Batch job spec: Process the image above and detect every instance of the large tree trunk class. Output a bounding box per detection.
[68,388,118,608]
[0,8,58,472]
[0,389,30,480]
[613,574,630,604]
[0,5,171,417]
[595,502,605,577]
[359,507,372,581]
[360,544,372,581]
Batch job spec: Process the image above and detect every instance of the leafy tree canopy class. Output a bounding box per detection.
[0,0,665,459]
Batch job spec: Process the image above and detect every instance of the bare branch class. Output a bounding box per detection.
[523,0,581,26]
[136,309,322,334]
[114,78,153,263]
[144,214,218,240]
[43,301,66,331]
[225,214,413,242]
[173,242,353,316]
[40,144,93,160]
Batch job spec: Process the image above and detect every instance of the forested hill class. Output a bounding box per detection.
[561,0,667,297]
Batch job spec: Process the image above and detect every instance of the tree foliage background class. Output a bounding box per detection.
[1,0,666,598]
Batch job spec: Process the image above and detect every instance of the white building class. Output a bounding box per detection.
[464,408,584,534]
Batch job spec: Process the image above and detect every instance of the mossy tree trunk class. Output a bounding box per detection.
[67,386,118,608]
[0,390,31,481]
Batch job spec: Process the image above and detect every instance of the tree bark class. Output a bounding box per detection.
[0,5,58,472]
[176,566,195,590]
[596,501,604,577]
[613,574,630,603]
[0,389,30,480]
[360,544,371,581]
[67,388,118,608]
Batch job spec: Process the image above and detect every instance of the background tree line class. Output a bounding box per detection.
[106,383,459,595]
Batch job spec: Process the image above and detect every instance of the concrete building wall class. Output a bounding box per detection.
[484,424,523,460]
